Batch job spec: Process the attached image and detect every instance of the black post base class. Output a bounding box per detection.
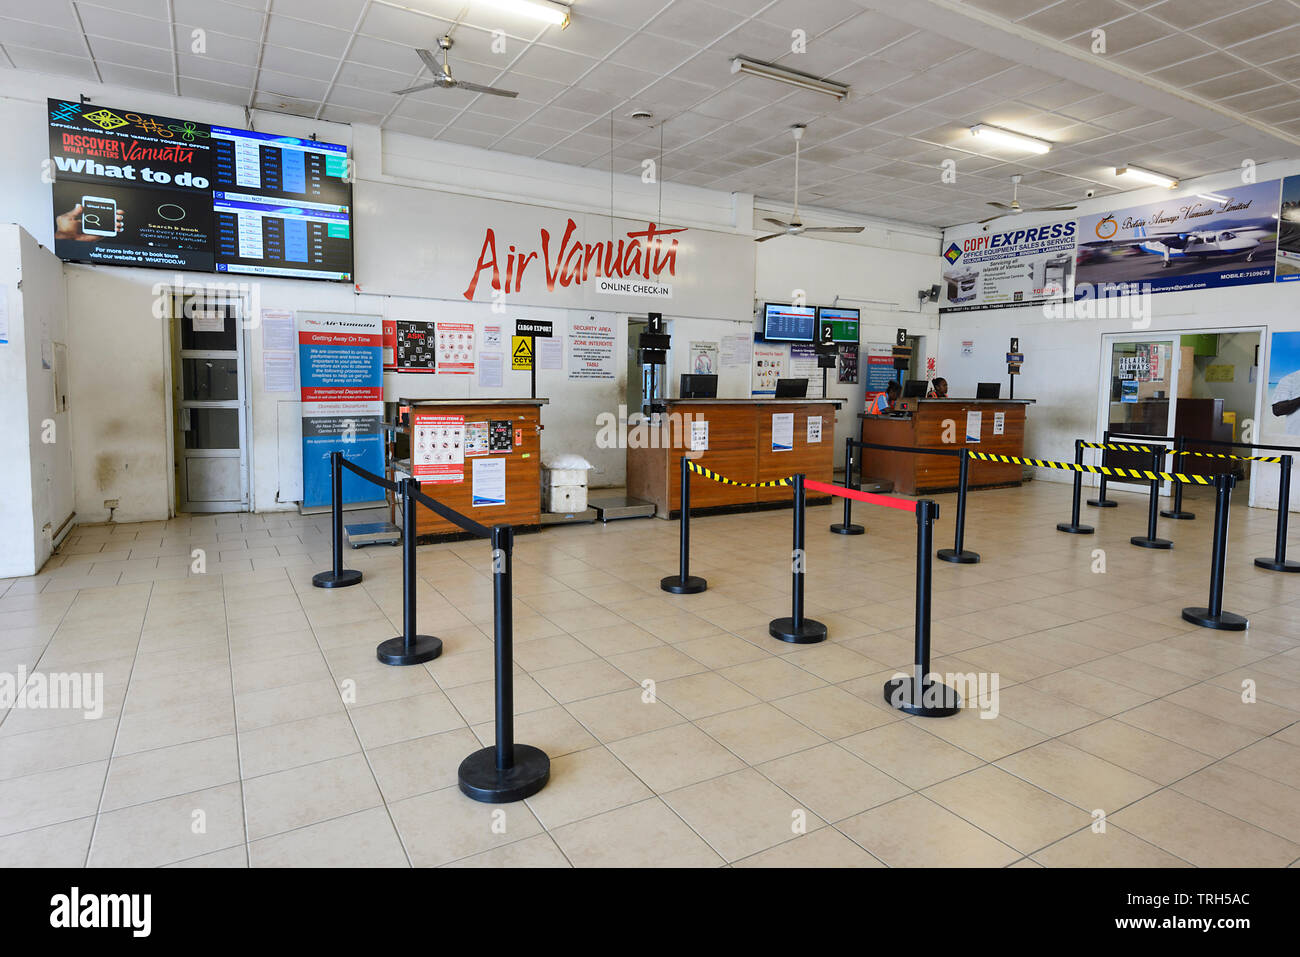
[1161,510,1196,520]
[937,548,980,564]
[1086,499,1117,508]
[376,634,443,666]
[1130,536,1173,549]
[458,744,550,803]
[829,523,865,535]
[660,574,708,594]
[1181,606,1248,631]
[1254,557,1300,572]
[312,568,363,588]
[882,676,961,717]
[1056,522,1094,534]
[768,616,827,644]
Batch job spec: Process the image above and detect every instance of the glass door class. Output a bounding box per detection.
[1102,337,1179,492]
[172,296,249,512]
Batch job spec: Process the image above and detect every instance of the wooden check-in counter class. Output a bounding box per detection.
[627,399,841,517]
[399,398,546,537]
[859,399,1033,495]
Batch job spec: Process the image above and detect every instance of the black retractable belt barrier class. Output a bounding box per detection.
[1131,446,1173,549]
[459,524,551,802]
[1087,430,1117,508]
[1161,435,1196,520]
[376,477,443,666]
[938,448,980,563]
[769,474,827,644]
[829,437,865,535]
[661,455,707,594]
[1183,474,1248,630]
[312,450,364,588]
[1255,454,1300,573]
[884,499,960,717]
[1057,439,1095,535]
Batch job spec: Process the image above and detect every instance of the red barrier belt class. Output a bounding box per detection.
[804,479,917,513]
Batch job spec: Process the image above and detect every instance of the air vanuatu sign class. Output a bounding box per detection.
[462,219,681,301]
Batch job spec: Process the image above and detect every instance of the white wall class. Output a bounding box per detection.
[0,226,73,576]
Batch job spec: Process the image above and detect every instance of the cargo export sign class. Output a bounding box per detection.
[939,221,1076,313]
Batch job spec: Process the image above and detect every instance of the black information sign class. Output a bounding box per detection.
[395,320,435,372]
[489,420,514,452]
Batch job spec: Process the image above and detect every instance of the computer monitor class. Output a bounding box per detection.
[680,374,718,399]
[903,379,928,398]
[976,381,1001,399]
[775,378,808,398]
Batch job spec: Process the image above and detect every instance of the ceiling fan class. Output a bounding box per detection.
[978,173,1076,223]
[393,35,518,98]
[756,125,864,242]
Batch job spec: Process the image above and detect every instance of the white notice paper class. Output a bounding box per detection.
[691,419,709,452]
[993,411,1005,436]
[807,415,822,444]
[722,334,751,367]
[261,311,295,351]
[772,412,794,452]
[478,352,504,388]
[472,458,506,507]
[263,353,297,393]
[539,337,563,370]
[966,410,982,443]
[482,324,503,350]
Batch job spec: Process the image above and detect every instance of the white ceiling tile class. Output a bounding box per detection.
[260,45,342,83]
[176,52,255,86]
[171,25,262,67]
[577,59,660,98]
[272,0,365,31]
[1145,0,1262,30]
[0,19,87,55]
[1018,1,1131,40]
[255,69,330,101]
[512,44,598,84]
[320,104,385,125]
[874,31,969,69]
[177,75,252,105]
[87,36,175,73]
[81,0,169,19]
[358,3,453,46]
[76,5,171,46]
[1191,1,1300,47]
[95,62,175,94]
[1146,52,1245,86]
[1110,33,1218,71]
[263,15,353,59]
[327,84,400,114]
[173,0,267,39]
[438,126,500,148]
[537,17,634,59]
[758,0,864,35]
[1226,24,1300,63]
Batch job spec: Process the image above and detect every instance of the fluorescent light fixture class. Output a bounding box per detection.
[478,0,570,26]
[1115,164,1178,189]
[730,56,850,100]
[1196,192,1228,204]
[968,124,1051,154]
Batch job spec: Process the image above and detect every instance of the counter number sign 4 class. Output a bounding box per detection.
[1006,336,1024,400]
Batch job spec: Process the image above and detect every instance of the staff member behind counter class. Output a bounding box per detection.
[868,380,902,415]
[927,377,948,398]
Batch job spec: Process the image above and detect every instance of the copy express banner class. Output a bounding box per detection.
[48,98,215,271]
[297,313,385,509]
[939,220,1076,313]
[1075,180,1281,295]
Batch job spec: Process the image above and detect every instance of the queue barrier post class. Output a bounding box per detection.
[661,455,708,593]
[769,474,827,644]
[1056,439,1095,535]
[459,524,551,802]
[312,450,363,588]
[1087,430,1117,508]
[1255,454,1300,573]
[1182,474,1248,630]
[1161,435,1196,520]
[375,478,443,666]
[1130,446,1173,549]
[884,499,960,717]
[938,448,980,563]
[829,438,865,535]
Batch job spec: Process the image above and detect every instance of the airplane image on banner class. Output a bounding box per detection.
[1098,223,1276,267]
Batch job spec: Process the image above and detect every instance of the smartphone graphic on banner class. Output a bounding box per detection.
[80,196,117,236]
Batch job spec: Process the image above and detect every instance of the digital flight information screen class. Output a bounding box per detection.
[211,128,352,281]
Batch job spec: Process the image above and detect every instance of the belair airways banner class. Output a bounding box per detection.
[353,181,755,322]
[939,220,1076,313]
[1075,180,1281,295]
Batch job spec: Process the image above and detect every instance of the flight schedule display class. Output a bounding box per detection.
[762,303,817,342]
[48,98,352,282]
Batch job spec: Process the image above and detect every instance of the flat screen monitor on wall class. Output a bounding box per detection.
[762,303,816,342]
[816,306,860,343]
[47,98,353,282]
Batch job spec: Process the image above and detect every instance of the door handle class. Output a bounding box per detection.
[180,408,192,431]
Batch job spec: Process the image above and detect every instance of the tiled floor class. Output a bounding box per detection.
[2,478,1299,867]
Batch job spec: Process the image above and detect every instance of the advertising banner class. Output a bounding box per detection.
[939,220,1076,313]
[837,344,859,384]
[297,313,384,508]
[1278,175,1300,283]
[1266,331,1300,438]
[752,342,787,395]
[1075,181,1280,295]
[864,342,894,407]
